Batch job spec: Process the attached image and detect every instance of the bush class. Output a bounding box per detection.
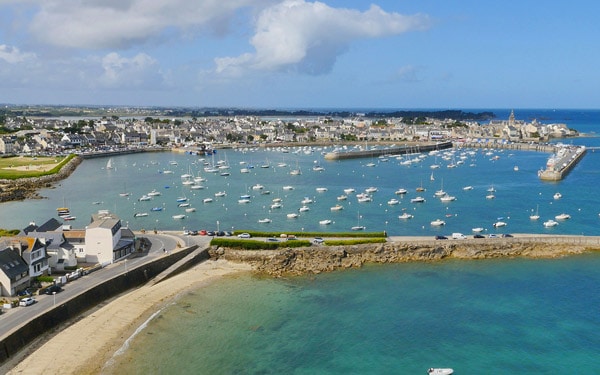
[36,275,54,283]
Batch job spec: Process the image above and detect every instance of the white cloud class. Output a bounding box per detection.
[393,65,423,83]
[99,52,159,87]
[28,0,264,49]
[217,0,431,75]
[0,44,36,64]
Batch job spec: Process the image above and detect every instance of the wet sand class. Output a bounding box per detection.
[8,259,253,375]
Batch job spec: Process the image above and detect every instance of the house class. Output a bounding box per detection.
[22,218,78,270]
[0,243,31,296]
[85,211,135,264]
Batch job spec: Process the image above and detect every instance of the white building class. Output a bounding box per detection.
[85,211,135,265]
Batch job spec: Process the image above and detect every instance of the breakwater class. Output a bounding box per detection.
[538,145,586,181]
[458,141,558,153]
[213,235,600,276]
[323,141,453,160]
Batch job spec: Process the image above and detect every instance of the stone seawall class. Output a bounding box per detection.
[0,156,82,203]
[211,240,600,276]
[0,245,200,366]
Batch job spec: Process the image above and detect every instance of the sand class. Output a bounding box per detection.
[7,259,253,375]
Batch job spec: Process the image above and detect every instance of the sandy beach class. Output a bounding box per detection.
[7,259,253,375]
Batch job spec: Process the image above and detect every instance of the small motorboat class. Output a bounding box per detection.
[430,219,446,226]
[493,221,507,228]
[427,368,453,375]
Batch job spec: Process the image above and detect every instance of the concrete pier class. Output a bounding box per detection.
[324,141,453,160]
[538,145,586,181]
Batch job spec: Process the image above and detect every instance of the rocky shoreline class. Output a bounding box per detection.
[210,240,599,276]
[0,156,82,203]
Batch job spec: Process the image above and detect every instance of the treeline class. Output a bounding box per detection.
[0,105,495,122]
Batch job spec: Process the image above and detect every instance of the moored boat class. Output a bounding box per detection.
[427,368,453,375]
[430,219,445,226]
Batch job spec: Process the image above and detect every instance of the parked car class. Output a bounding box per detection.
[502,233,513,238]
[44,285,62,295]
[17,288,32,297]
[313,237,325,244]
[237,233,251,238]
[19,297,35,306]
[266,237,279,242]
[488,234,499,238]
[473,234,485,239]
[199,229,208,236]
[435,235,448,240]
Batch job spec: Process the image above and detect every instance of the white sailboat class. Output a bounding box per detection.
[529,205,540,220]
[106,158,113,170]
[351,212,365,231]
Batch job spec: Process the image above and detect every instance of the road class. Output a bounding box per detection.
[0,231,212,340]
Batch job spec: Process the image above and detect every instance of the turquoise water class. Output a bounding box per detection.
[1,109,600,373]
[105,256,600,374]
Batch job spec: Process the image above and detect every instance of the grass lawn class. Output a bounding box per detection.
[0,155,68,179]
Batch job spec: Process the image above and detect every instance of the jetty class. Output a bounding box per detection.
[538,145,586,181]
[324,141,453,160]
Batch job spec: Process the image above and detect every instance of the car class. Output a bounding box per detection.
[266,237,279,242]
[216,231,225,237]
[17,288,32,297]
[206,231,215,236]
[44,285,62,295]
[199,229,207,236]
[237,233,251,238]
[473,234,485,239]
[19,297,35,306]
[435,235,448,240]
[313,237,324,244]
[502,233,513,238]
[488,234,499,238]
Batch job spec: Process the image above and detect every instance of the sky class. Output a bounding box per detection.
[1,0,599,109]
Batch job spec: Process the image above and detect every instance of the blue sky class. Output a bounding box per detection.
[0,1,599,109]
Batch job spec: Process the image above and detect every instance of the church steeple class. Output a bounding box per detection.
[508,110,515,126]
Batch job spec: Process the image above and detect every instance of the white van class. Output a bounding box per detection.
[452,233,467,239]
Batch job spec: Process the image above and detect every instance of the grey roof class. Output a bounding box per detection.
[0,248,29,280]
[36,218,63,232]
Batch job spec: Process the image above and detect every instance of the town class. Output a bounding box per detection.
[0,107,578,156]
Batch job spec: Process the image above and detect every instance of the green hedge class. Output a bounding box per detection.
[233,231,386,239]
[211,238,312,250]
[211,237,386,249]
[321,238,387,246]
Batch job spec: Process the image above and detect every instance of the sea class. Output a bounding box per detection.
[3,109,600,373]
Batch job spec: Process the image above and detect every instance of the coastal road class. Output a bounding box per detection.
[0,232,211,340]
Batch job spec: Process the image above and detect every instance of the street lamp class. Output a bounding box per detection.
[53,291,56,306]
[217,221,220,232]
